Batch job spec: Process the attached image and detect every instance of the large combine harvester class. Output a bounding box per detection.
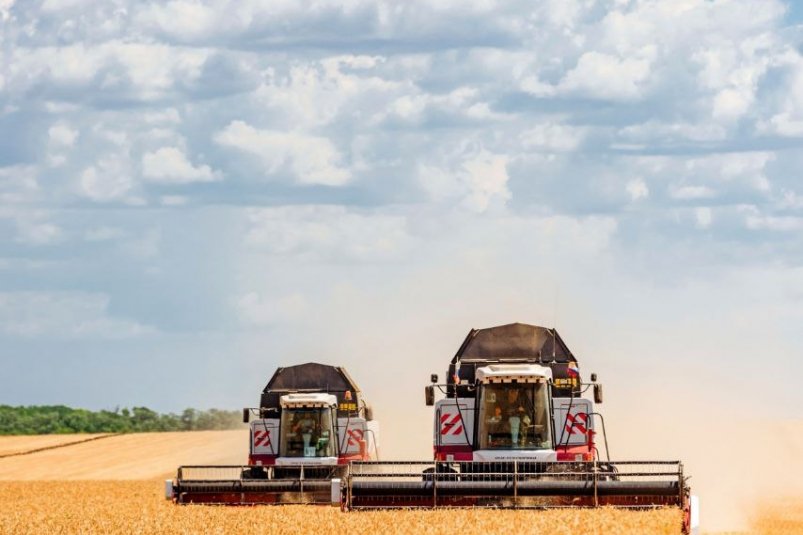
[343,323,699,534]
[167,362,379,505]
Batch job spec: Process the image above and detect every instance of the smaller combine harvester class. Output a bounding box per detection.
[343,323,699,534]
[167,362,379,505]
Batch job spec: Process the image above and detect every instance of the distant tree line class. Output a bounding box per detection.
[0,405,245,435]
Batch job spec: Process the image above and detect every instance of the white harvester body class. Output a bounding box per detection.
[433,363,595,462]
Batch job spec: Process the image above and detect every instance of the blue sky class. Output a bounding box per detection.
[1,0,802,430]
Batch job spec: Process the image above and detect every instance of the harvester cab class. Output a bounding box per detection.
[426,324,599,464]
[277,393,338,461]
[168,362,379,505]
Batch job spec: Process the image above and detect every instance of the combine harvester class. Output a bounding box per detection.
[343,323,699,534]
[167,362,379,505]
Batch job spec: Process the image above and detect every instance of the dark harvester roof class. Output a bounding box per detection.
[452,323,576,364]
[263,362,360,393]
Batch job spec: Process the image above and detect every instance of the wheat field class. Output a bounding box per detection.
[0,480,684,535]
[1,432,801,534]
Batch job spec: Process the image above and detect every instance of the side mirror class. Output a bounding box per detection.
[425,385,435,406]
[242,408,250,423]
[364,405,374,421]
[594,384,603,404]
[430,374,438,384]
[590,373,598,382]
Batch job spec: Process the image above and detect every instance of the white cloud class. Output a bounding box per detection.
[764,112,803,136]
[255,57,398,129]
[134,0,219,40]
[779,190,803,210]
[460,152,510,212]
[48,122,78,147]
[419,151,511,213]
[16,221,63,245]
[760,52,803,136]
[745,214,803,232]
[0,292,152,338]
[215,120,351,186]
[0,206,64,245]
[6,41,208,102]
[671,185,716,200]
[712,87,753,122]
[684,152,775,192]
[0,0,13,22]
[79,156,134,202]
[0,165,40,204]
[520,122,586,152]
[626,178,649,201]
[695,207,713,228]
[377,86,505,125]
[245,205,412,260]
[142,147,220,184]
[618,121,727,143]
[559,49,654,100]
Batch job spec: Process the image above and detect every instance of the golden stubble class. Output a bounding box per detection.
[0,480,683,535]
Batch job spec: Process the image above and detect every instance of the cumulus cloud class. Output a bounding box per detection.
[6,41,209,102]
[244,205,413,260]
[695,206,713,228]
[626,178,649,201]
[141,147,220,184]
[461,152,510,212]
[560,49,655,101]
[215,121,351,186]
[79,156,134,202]
[419,151,511,213]
[0,292,152,338]
[520,122,586,152]
[745,213,803,231]
[48,122,78,147]
[671,185,716,200]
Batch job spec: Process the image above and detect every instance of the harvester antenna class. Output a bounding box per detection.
[552,287,559,362]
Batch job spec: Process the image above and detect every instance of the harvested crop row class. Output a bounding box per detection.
[0,431,247,480]
[0,480,682,535]
[0,434,109,457]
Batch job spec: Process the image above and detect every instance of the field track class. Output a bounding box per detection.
[0,433,118,459]
[0,434,111,457]
[0,430,247,480]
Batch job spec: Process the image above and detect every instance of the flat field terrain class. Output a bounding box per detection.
[0,430,800,534]
[0,480,683,535]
